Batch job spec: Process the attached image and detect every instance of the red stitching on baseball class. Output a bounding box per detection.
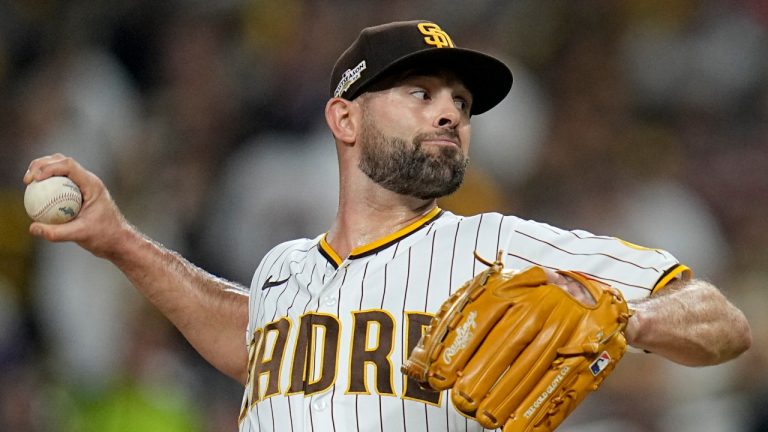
[31,192,82,220]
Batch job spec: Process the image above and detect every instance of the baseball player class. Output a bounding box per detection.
[25,20,750,432]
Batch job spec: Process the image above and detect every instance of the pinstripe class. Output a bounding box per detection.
[378,249,396,432]
[284,285,303,318]
[287,394,295,432]
[309,402,314,432]
[276,258,310,431]
[446,222,461,432]
[310,262,323,311]
[471,213,484,275]
[247,242,290,432]
[424,231,437,311]
[426,229,439,432]
[268,261,295,321]
[309,260,322,432]
[269,391,275,431]
[444,401,449,431]
[515,230,666,272]
[252,246,291,331]
[448,221,460,295]
[285,261,317,430]
[401,248,412,432]
[494,213,503,254]
[327,266,347,432]
[568,230,668,257]
[505,251,653,293]
[359,261,370,309]
[355,262,370,431]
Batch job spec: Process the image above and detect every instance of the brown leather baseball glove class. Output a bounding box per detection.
[402,252,632,431]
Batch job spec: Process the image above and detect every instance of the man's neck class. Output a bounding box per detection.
[325,186,437,260]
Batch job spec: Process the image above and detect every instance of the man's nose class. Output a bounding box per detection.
[434,95,461,129]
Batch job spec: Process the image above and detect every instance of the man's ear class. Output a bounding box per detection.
[325,97,357,146]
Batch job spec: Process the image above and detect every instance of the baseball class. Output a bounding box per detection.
[24,176,82,224]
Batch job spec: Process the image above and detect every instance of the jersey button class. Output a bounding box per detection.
[324,296,338,306]
[312,399,328,411]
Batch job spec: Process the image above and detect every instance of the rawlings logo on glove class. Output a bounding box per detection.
[402,251,632,432]
[443,311,477,364]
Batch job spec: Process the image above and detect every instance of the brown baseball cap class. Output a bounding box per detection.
[330,20,512,115]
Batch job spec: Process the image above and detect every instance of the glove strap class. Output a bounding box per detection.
[473,250,505,285]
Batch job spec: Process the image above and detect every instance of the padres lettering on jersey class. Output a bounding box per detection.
[239,208,688,432]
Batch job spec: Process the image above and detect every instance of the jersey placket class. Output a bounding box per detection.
[301,258,348,430]
[307,255,380,432]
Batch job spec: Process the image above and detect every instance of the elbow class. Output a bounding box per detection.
[673,311,752,367]
[728,311,752,359]
[223,360,250,387]
[700,285,753,365]
[704,311,752,366]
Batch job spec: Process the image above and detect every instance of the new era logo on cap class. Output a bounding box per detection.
[329,20,512,115]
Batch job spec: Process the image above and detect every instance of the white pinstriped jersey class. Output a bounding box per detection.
[238,208,688,431]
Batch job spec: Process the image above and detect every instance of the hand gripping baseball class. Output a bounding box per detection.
[24,154,129,258]
[402,251,632,431]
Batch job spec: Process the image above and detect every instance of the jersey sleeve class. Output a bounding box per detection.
[502,218,690,301]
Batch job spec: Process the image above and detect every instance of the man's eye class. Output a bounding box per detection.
[454,98,469,112]
[411,90,428,100]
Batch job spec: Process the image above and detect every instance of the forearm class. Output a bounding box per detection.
[624,278,751,366]
[108,224,249,383]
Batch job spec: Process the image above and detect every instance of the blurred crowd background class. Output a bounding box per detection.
[0,0,766,431]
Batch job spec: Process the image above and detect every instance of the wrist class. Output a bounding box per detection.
[624,305,644,348]
[99,220,145,263]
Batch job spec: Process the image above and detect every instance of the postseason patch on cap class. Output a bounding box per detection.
[334,60,367,98]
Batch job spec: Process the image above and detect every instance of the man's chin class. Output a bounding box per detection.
[404,177,465,200]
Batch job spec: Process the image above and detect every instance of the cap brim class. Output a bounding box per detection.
[354,48,513,115]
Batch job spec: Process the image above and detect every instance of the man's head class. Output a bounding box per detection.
[330,20,512,116]
[326,21,512,199]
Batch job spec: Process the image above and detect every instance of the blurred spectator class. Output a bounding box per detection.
[199,126,339,284]
[469,58,551,190]
[66,305,203,432]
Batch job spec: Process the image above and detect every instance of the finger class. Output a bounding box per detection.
[25,154,95,193]
[544,269,597,305]
[427,292,512,391]
[476,309,583,429]
[451,303,543,413]
[24,153,70,184]
[501,355,587,432]
[24,156,100,206]
[558,271,602,306]
[29,219,84,243]
[542,268,562,282]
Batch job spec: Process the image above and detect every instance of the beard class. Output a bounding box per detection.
[357,111,469,200]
